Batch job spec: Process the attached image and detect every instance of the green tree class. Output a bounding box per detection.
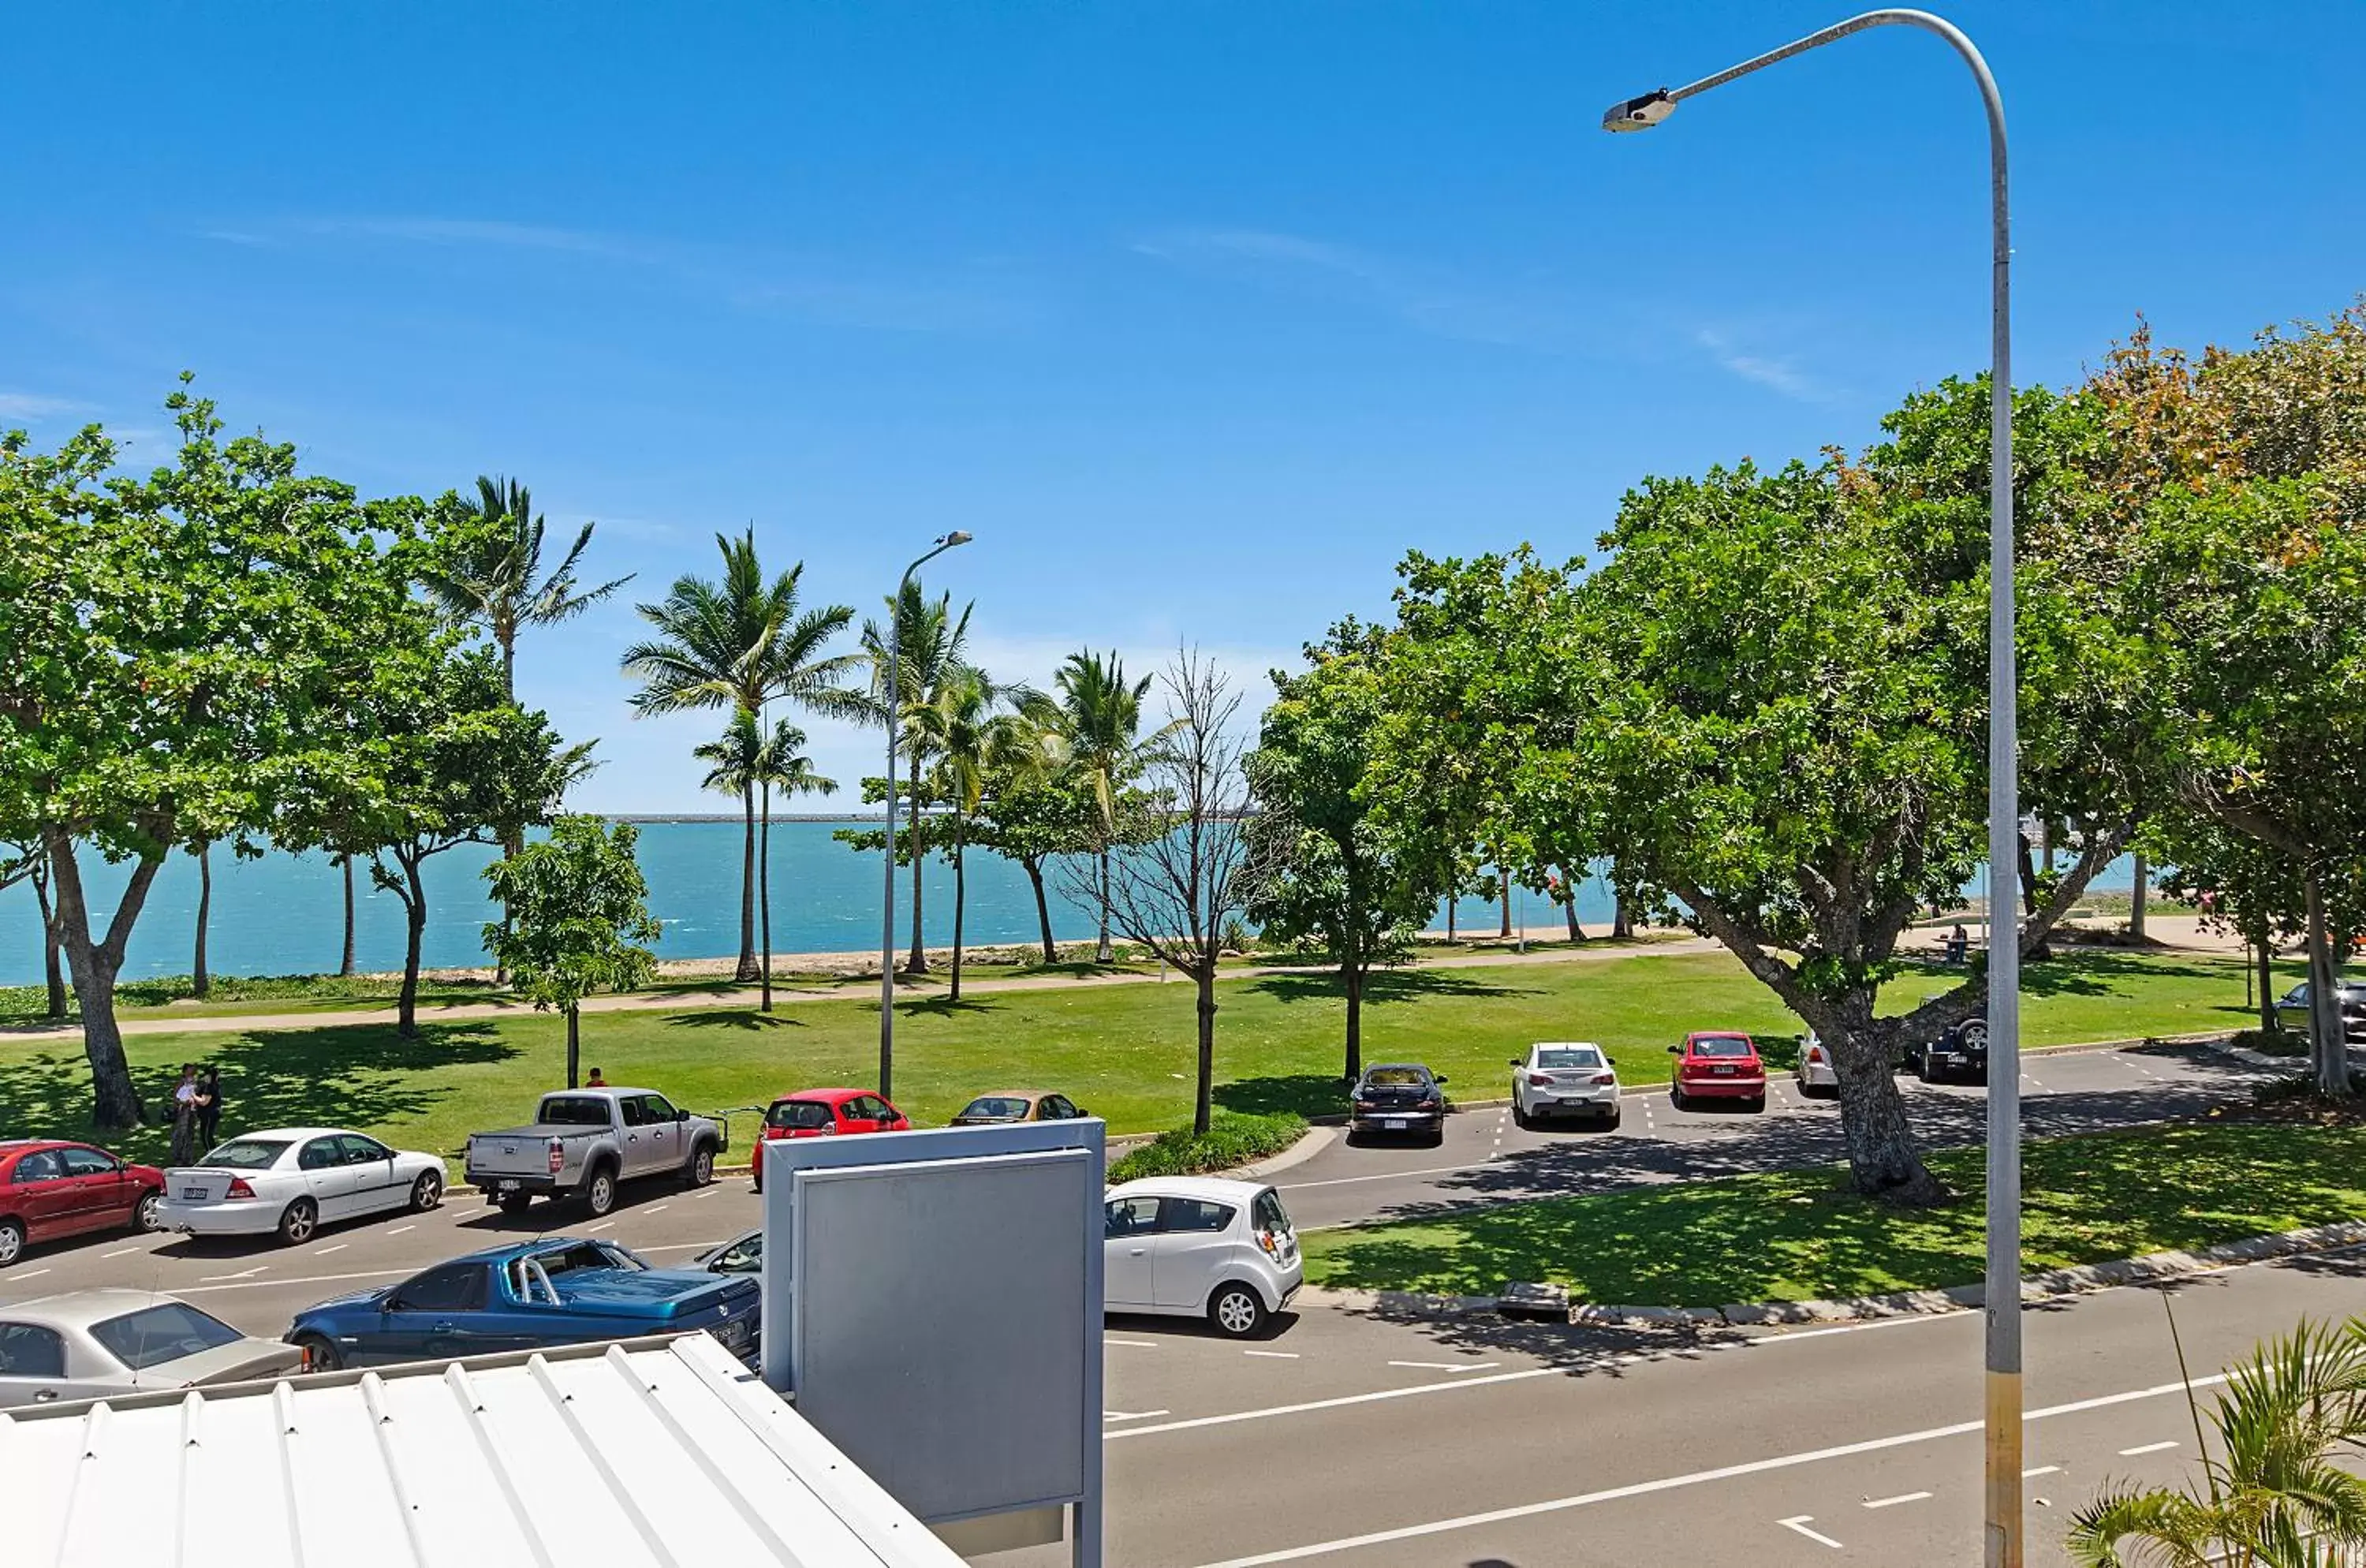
[695,708,837,1011]
[0,842,68,1019]
[2069,1316,2366,1566]
[415,476,632,698]
[0,383,438,1126]
[972,723,1099,964]
[481,816,662,1089]
[621,528,859,981]
[853,579,982,976]
[922,669,1036,1001]
[1031,650,1165,965]
[1246,622,1439,1082]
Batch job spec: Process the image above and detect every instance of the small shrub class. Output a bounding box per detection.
[2231,1026,2306,1057]
[1109,1110,1306,1183]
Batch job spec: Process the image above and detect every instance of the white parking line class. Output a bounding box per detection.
[387,1224,416,1236]
[1243,1350,1300,1359]
[645,1204,670,1215]
[1106,1338,1159,1349]
[1863,1491,1931,1510]
[588,1219,615,1233]
[1103,1409,1171,1422]
[1777,1517,1844,1549]
[2119,1440,2178,1456]
[101,1247,140,1259]
[2022,1465,2061,1478]
[1386,1361,1499,1372]
[199,1266,268,1282]
[1281,1163,1484,1191]
[317,1244,348,1256]
[9,1267,50,1281]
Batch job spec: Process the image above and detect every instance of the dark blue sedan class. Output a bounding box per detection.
[285,1235,759,1371]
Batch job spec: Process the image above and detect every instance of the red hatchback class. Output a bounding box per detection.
[752,1088,910,1191]
[0,1139,166,1267]
[1669,1032,1767,1111]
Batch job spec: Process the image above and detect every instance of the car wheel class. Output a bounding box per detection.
[132,1190,162,1233]
[1512,1102,1530,1130]
[685,1144,715,1187]
[1603,1106,1622,1129]
[1670,1085,1686,1111]
[293,1332,342,1373]
[278,1198,319,1246]
[1208,1282,1268,1338]
[496,1192,532,1216]
[1915,1048,1934,1082]
[409,1170,443,1212]
[584,1167,618,1218]
[1748,1096,1767,1113]
[0,1217,24,1267]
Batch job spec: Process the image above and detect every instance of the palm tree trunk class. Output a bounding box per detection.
[1024,857,1057,965]
[759,781,774,1014]
[1095,848,1113,964]
[735,778,759,983]
[192,842,212,999]
[906,753,928,975]
[951,811,967,1002]
[338,854,357,976]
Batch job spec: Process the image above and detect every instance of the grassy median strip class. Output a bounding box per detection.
[1300,1119,2366,1305]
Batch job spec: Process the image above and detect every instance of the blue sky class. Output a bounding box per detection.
[6,2,2361,812]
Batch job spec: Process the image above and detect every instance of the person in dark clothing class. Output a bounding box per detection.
[169,1063,202,1165]
[197,1066,223,1147]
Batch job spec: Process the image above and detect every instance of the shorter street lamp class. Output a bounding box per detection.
[878,531,972,1101]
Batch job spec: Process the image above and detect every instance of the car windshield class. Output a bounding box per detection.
[536,1096,611,1126]
[1535,1048,1603,1070]
[90,1303,244,1370]
[1690,1037,1755,1058]
[959,1096,1032,1120]
[1363,1068,1429,1088]
[767,1099,836,1130]
[199,1139,289,1170]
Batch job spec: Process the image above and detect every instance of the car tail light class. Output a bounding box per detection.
[297,1339,317,1371]
[1256,1230,1280,1257]
[1353,1100,1376,1112]
[1526,1073,1553,1087]
[1592,1072,1617,1085]
[224,1177,256,1200]
[547,1138,564,1174]
[1417,1096,1442,1110]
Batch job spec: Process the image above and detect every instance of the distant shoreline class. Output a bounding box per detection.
[610,813,877,824]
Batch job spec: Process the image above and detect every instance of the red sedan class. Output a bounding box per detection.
[0,1139,166,1267]
[751,1088,910,1192]
[1669,1032,1767,1111]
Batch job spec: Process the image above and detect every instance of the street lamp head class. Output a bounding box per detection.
[941,530,973,547]
[1602,89,1676,133]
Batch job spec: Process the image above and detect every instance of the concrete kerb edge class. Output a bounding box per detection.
[1299,1218,2366,1330]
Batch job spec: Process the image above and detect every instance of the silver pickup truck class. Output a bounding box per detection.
[465,1087,726,1217]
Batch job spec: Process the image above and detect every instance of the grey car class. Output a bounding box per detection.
[2274,980,2366,1043]
[0,1287,305,1409]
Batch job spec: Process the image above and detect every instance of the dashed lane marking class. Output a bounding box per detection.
[101,1247,140,1260]
[2023,1465,2061,1478]
[316,1244,348,1256]
[1244,1350,1300,1359]
[1863,1491,1932,1510]
[2119,1440,2178,1456]
[200,1266,267,1282]
[1103,1409,1171,1422]
[1106,1338,1159,1349]
[387,1224,416,1236]
[1387,1360,1499,1373]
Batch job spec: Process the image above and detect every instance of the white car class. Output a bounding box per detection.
[0,1287,305,1409]
[1103,1176,1301,1338]
[1798,1032,1838,1096]
[1510,1041,1622,1128]
[156,1127,447,1246]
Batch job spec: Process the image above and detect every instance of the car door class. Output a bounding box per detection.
[371,1264,492,1364]
[1103,1197,1161,1308]
[840,1097,882,1135]
[58,1146,132,1234]
[337,1135,406,1216]
[1151,1197,1241,1310]
[1042,1096,1079,1122]
[0,1322,83,1408]
[613,1095,655,1178]
[636,1094,681,1174]
[7,1150,78,1243]
[296,1136,364,1221]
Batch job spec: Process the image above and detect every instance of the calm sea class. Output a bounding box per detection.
[0,819,2130,987]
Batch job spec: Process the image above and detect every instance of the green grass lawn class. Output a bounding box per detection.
[0,946,2286,1164]
[1301,1119,2366,1305]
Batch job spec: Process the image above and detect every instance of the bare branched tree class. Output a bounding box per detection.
[1063,649,1270,1135]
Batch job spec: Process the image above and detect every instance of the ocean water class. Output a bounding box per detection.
[0,819,2130,987]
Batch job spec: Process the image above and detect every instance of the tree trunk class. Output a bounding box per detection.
[565,1004,580,1089]
[1560,869,1584,943]
[2255,930,2278,1033]
[906,755,929,975]
[2304,870,2352,1096]
[2016,830,2041,917]
[759,782,774,1013]
[1446,896,1457,944]
[495,635,519,989]
[338,853,358,977]
[32,856,68,1019]
[1828,1022,1948,1204]
[1024,857,1057,965]
[43,831,160,1129]
[394,849,427,1039]
[1498,858,1513,939]
[1193,965,1217,1136]
[495,828,520,986]
[1612,890,1633,940]
[1095,848,1114,964]
[950,813,967,1003]
[2128,849,2148,942]
[1342,963,1364,1085]
[734,779,759,983]
[192,842,212,999]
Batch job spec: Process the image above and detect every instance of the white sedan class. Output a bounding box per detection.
[0,1287,305,1408]
[1798,1031,1838,1096]
[156,1127,447,1246]
[1510,1041,1622,1128]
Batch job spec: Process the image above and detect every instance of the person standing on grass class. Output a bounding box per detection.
[196,1066,223,1148]
[169,1063,202,1165]
[586,1067,608,1088]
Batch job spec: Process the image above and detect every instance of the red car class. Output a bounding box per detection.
[752,1088,910,1191]
[1669,1032,1767,1111]
[0,1139,166,1267]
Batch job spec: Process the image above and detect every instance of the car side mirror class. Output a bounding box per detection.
[1508,1058,1521,1067]
[1434,1075,1448,1085]
[677,1108,689,1122]
[1666,1043,1681,1054]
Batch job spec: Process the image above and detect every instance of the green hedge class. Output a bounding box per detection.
[1108,1110,1307,1184]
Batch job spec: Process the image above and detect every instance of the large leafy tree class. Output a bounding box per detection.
[853,579,982,976]
[621,529,859,981]
[971,722,1101,965]
[483,816,662,1090]
[1246,622,1439,1082]
[0,385,437,1127]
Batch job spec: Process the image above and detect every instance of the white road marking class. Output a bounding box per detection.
[2023,1465,2061,1478]
[1281,1163,1484,1191]
[2119,1440,2178,1456]
[200,1266,268,1282]
[101,1247,140,1259]
[1777,1517,1845,1549]
[1106,1338,1159,1349]
[1387,1360,1498,1372]
[1176,1372,2236,1564]
[645,1204,670,1214]
[9,1267,50,1281]
[1113,1367,1560,1439]
[1244,1350,1300,1359]
[387,1224,415,1236]
[316,1244,348,1256]
[1103,1409,1171,1422]
[175,1266,407,1295]
[1863,1491,1931,1509]
[588,1219,615,1233]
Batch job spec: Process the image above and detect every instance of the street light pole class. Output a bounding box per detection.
[1605,13,2021,1562]
[878,531,973,1102]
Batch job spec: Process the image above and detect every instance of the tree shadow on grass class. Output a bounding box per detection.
[1216,1073,1350,1119]
[899,995,1000,1019]
[662,1009,808,1030]
[1247,969,1538,1007]
[0,1022,517,1164]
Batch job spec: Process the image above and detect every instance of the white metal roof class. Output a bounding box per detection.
[6,1333,967,1568]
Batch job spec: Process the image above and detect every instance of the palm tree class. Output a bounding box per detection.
[416,476,635,699]
[752,719,836,1012]
[1030,650,1161,965]
[2069,1315,2366,1566]
[921,671,1037,1001]
[622,529,860,981]
[856,579,981,976]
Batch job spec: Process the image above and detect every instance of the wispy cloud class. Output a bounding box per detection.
[1694,327,1832,402]
[0,392,97,420]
